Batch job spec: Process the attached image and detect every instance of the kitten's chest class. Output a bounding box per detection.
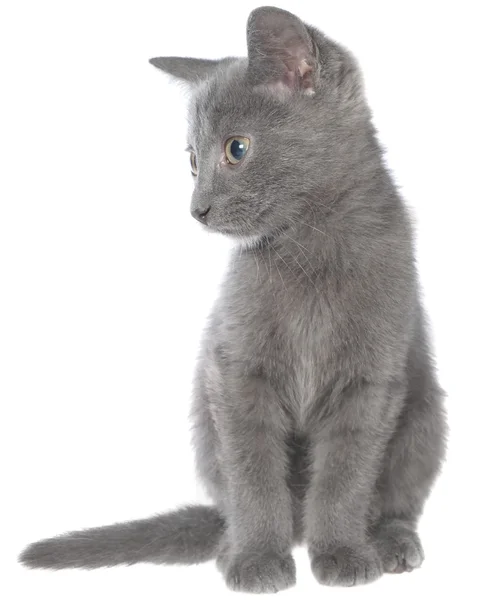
[265,290,334,425]
[228,254,339,423]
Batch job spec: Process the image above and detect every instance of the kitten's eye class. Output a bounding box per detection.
[225,137,250,165]
[190,152,198,176]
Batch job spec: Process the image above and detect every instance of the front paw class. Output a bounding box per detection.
[372,524,424,573]
[224,551,296,594]
[310,543,383,587]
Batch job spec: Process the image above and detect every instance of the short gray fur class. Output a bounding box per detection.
[20,7,447,592]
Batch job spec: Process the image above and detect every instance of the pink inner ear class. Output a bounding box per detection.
[280,57,315,95]
[298,59,312,78]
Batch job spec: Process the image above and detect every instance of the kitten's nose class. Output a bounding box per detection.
[191,205,211,223]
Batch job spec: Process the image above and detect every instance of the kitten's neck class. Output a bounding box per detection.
[239,169,405,287]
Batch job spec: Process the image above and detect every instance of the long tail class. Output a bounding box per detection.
[19,505,225,569]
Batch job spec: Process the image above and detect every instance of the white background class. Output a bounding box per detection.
[1,1,478,598]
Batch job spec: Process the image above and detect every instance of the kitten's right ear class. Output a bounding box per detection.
[149,57,227,85]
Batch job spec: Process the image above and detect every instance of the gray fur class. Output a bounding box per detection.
[20,506,225,568]
[20,7,446,592]
[148,57,236,84]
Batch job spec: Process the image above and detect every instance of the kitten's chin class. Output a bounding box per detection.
[209,224,288,249]
[205,224,266,248]
[233,234,265,250]
[202,221,285,249]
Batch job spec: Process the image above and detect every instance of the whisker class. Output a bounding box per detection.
[286,216,329,238]
[267,245,273,284]
[282,232,317,272]
[271,246,308,291]
[302,191,339,214]
[251,246,260,282]
[288,248,318,289]
[271,250,287,290]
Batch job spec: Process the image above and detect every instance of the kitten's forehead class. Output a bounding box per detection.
[188,60,247,144]
[193,59,247,111]
[187,59,289,148]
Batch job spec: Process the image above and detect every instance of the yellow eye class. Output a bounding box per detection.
[225,136,250,165]
[190,152,198,176]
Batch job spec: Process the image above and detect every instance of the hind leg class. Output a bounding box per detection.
[370,373,446,574]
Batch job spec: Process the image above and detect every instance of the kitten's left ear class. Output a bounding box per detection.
[246,7,318,95]
[149,57,232,85]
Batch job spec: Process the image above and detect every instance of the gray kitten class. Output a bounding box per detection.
[20,6,446,592]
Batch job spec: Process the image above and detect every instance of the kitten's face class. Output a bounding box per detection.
[187,71,329,243]
[150,7,365,244]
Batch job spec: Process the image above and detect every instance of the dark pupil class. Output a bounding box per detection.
[230,139,246,160]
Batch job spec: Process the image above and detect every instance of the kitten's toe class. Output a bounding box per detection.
[373,524,424,573]
[224,551,296,593]
[310,543,382,587]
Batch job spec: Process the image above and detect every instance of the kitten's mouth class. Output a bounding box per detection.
[205,218,278,239]
[194,204,287,245]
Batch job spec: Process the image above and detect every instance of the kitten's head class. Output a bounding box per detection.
[150,7,368,244]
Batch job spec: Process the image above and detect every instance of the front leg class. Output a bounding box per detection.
[215,376,295,593]
[305,381,392,587]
